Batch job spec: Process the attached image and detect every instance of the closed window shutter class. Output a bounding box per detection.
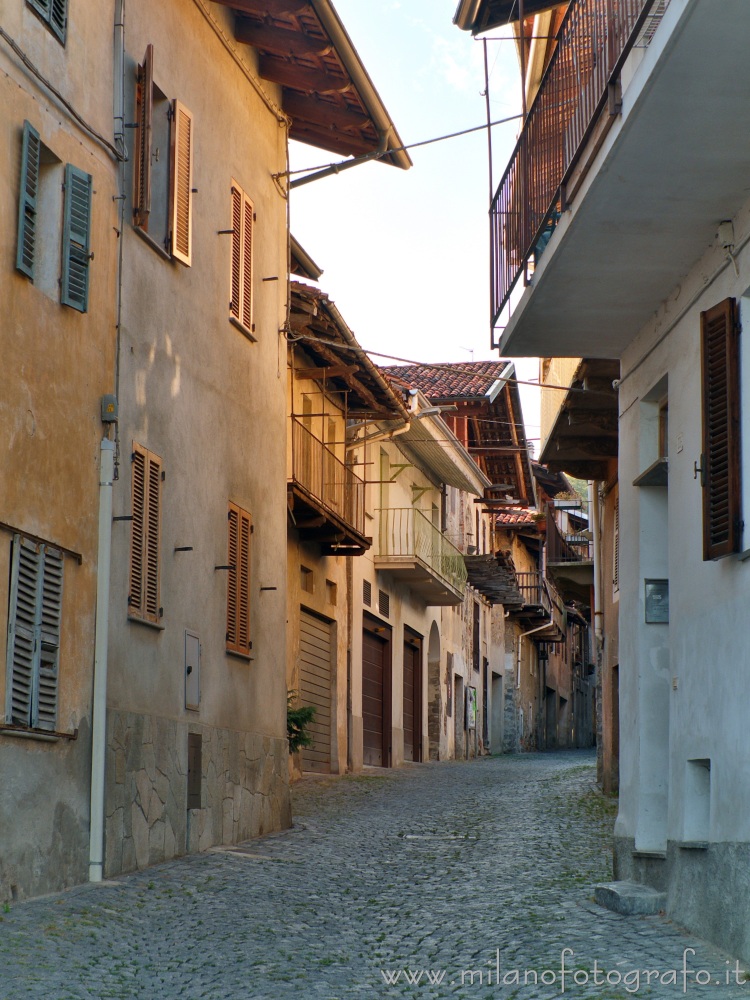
[28,0,52,15]
[5,536,62,730]
[36,545,63,729]
[61,164,92,312]
[230,185,242,322]
[169,100,193,266]
[701,298,741,560]
[226,503,251,656]
[49,0,67,43]
[133,45,154,230]
[130,445,162,623]
[16,121,41,280]
[612,498,620,594]
[241,195,254,332]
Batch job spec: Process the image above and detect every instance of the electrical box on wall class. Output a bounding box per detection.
[101,394,118,423]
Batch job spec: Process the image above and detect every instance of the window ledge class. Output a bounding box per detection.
[631,849,666,860]
[226,648,253,662]
[128,613,166,631]
[0,724,78,743]
[133,225,172,261]
[678,841,709,851]
[229,316,257,342]
[633,458,668,488]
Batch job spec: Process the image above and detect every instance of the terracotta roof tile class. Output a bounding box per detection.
[496,507,539,527]
[381,360,514,401]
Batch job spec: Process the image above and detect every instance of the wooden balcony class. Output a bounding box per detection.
[545,500,594,603]
[375,508,467,606]
[491,0,670,325]
[507,571,566,640]
[288,418,369,555]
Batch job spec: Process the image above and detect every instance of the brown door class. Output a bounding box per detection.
[362,622,390,767]
[403,631,422,762]
[299,610,332,774]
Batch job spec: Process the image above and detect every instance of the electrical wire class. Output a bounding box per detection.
[279,113,523,180]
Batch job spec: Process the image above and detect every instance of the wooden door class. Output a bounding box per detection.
[362,624,390,767]
[299,610,332,773]
[403,632,423,762]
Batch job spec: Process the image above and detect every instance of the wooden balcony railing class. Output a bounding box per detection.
[377,508,468,597]
[290,418,365,536]
[490,0,670,324]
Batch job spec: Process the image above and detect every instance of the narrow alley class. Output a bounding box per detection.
[2,751,747,1000]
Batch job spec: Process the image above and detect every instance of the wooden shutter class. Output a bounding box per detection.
[169,100,193,266]
[133,45,154,230]
[130,444,162,623]
[16,121,41,280]
[226,503,251,656]
[49,0,67,43]
[61,164,92,312]
[5,536,62,730]
[700,298,741,560]
[612,498,620,595]
[229,183,254,334]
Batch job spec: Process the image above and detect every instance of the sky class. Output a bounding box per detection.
[287,0,542,449]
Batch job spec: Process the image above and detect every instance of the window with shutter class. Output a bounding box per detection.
[16,121,41,280]
[5,535,63,731]
[226,502,252,657]
[169,101,193,267]
[133,47,192,266]
[61,164,92,312]
[700,298,741,560]
[129,444,163,624]
[229,181,255,337]
[27,0,67,44]
[612,497,620,598]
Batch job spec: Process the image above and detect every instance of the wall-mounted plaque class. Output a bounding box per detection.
[645,579,669,623]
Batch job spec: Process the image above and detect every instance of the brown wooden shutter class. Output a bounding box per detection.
[133,45,153,230]
[241,195,254,332]
[701,297,741,560]
[170,100,193,266]
[230,185,242,322]
[130,444,162,622]
[226,502,251,656]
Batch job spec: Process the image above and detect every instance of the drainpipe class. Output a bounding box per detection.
[589,481,603,649]
[89,439,115,882]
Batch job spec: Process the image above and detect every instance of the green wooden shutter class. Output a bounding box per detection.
[27,0,52,19]
[701,298,742,560]
[49,0,67,43]
[36,545,63,730]
[16,121,41,280]
[61,164,92,312]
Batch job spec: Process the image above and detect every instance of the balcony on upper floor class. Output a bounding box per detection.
[288,418,368,556]
[375,508,468,606]
[493,0,750,360]
[545,498,594,603]
[507,571,566,640]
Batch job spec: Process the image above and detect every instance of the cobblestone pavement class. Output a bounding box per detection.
[2,750,749,1000]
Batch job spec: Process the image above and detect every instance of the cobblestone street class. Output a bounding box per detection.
[2,750,748,999]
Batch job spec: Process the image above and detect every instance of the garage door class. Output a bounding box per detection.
[362,627,389,767]
[299,610,332,774]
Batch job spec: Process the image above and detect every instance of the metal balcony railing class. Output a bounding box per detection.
[546,499,593,563]
[290,418,365,535]
[377,508,468,596]
[490,0,671,324]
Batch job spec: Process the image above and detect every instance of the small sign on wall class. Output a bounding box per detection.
[645,579,669,624]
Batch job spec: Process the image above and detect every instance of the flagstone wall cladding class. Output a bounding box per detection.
[105,710,291,876]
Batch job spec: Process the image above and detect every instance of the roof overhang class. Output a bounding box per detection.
[454,0,564,33]
[498,0,750,359]
[213,0,411,168]
[396,405,492,495]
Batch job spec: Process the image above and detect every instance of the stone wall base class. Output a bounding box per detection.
[105,710,291,877]
[614,836,750,962]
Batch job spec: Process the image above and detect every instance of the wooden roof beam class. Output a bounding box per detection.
[214,0,309,16]
[283,92,371,131]
[260,56,351,94]
[235,19,333,58]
